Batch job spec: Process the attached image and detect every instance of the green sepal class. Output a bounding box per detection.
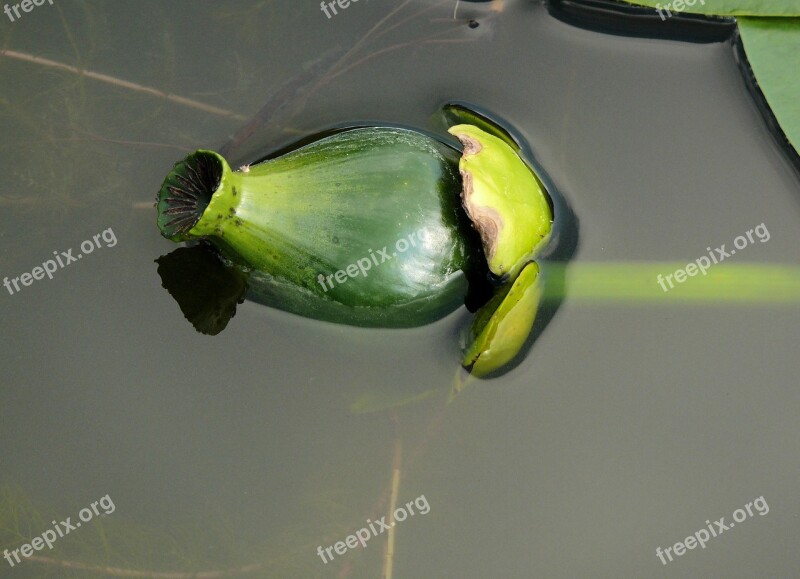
[447,124,553,279]
[462,261,542,377]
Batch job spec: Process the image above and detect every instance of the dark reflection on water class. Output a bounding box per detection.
[156,244,248,336]
[546,0,736,43]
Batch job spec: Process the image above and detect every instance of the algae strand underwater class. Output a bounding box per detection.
[155,105,565,379]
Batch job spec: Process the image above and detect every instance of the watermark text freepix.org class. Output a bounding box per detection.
[317,494,430,564]
[4,494,115,568]
[655,495,769,566]
[655,0,705,21]
[656,223,769,292]
[3,227,117,296]
[320,0,359,19]
[316,228,428,292]
[4,0,55,23]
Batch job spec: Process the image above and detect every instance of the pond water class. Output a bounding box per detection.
[1,1,798,577]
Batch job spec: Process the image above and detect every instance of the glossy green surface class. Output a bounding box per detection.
[448,124,552,279]
[463,262,542,377]
[158,127,481,327]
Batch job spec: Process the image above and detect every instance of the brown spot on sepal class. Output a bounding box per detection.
[459,169,503,265]
[457,134,483,156]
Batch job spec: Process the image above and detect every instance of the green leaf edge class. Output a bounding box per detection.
[738,17,800,157]
[620,0,800,17]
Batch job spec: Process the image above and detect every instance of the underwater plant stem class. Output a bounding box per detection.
[265,0,419,123]
[0,49,247,121]
[72,127,193,152]
[27,554,266,578]
[322,32,475,88]
[365,0,450,49]
[382,429,403,579]
[221,1,484,158]
[8,135,190,152]
[543,262,800,304]
[267,1,468,124]
[334,0,415,71]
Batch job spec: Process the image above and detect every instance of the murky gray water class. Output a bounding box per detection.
[2,1,799,577]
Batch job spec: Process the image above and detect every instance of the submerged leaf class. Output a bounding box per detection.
[542,262,800,303]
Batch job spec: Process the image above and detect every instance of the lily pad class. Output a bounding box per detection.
[737,17,800,157]
[621,0,800,16]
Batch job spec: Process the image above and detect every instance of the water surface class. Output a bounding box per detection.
[1,1,798,577]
